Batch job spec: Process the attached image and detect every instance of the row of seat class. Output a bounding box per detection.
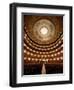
[24,63,63,75]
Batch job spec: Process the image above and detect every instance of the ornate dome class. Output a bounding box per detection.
[23,15,63,64]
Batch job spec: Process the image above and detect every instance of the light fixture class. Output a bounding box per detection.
[54,53,57,56]
[27,52,30,55]
[53,58,56,61]
[51,54,54,57]
[57,58,59,61]
[28,58,31,61]
[24,57,27,60]
[50,58,52,61]
[57,52,60,55]
[24,44,26,46]
[24,50,26,53]
[40,27,48,35]
[38,55,40,57]
[60,57,63,60]
[31,53,33,56]
[61,50,63,53]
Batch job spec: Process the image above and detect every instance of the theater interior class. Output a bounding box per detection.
[23,15,63,75]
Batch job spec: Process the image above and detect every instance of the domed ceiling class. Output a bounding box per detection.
[24,15,63,45]
[23,15,63,64]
